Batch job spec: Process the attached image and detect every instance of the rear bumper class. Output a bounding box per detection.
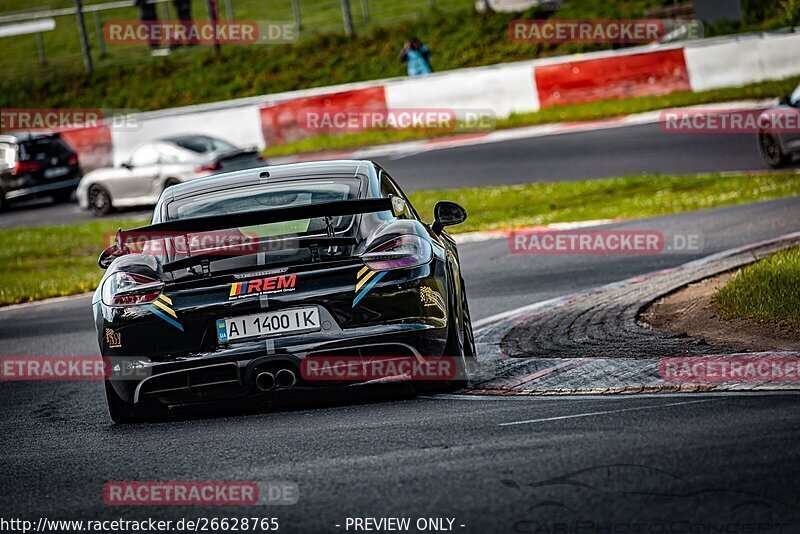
[108,321,447,405]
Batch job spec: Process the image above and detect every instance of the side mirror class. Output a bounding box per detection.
[779,96,791,106]
[98,228,131,269]
[432,201,467,235]
[121,161,134,170]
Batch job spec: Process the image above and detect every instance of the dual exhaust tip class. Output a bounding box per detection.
[255,368,296,392]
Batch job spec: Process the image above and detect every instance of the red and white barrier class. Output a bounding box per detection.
[53,29,800,170]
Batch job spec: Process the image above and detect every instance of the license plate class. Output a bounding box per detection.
[44,167,69,179]
[217,307,320,343]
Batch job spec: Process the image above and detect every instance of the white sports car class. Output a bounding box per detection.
[77,134,266,215]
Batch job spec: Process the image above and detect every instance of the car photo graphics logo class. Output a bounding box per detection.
[420,285,445,312]
[228,274,298,301]
[353,267,387,307]
[104,328,122,349]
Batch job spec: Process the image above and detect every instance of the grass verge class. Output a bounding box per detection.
[716,246,800,327]
[408,171,800,232]
[0,217,145,306]
[1,170,799,306]
[263,76,800,157]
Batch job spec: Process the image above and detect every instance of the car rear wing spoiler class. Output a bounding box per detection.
[124,198,393,236]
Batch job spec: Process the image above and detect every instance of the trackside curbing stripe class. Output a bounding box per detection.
[498,398,717,426]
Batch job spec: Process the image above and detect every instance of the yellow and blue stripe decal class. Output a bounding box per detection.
[146,294,184,331]
[353,266,386,307]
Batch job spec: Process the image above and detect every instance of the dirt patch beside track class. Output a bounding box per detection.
[641,271,800,352]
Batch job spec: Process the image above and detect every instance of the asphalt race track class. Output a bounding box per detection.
[1,121,792,230]
[2,195,800,531]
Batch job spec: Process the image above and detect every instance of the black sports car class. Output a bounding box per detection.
[94,160,475,422]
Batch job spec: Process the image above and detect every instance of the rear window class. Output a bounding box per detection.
[170,136,236,154]
[166,178,363,238]
[18,136,73,163]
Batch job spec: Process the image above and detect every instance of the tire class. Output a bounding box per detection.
[415,278,471,394]
[51,189,74,203]
[88,185,113,216]
[759,131,791,169]
[0,190,8,212]
[105,381,165,424]
[461,280,477,374]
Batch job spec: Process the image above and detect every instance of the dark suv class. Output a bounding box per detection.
[0,132,82,210]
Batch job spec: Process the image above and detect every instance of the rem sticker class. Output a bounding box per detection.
[145,294,184,331]
[104,328,122,349]
[229,274,297,301]
[353,266,386,307]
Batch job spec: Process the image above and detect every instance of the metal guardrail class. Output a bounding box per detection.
[1,0,460,75]
[0,1,168,24]
[0,0,174,71]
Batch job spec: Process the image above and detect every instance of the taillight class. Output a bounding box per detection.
[196,162,222,174]
[101,272,164,307]
[361,235,433,271]
[11,160,42,176]
[67,153,79,166]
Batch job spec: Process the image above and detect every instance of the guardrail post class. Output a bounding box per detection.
[224,0,233,21]
[428,0,436,8]
[205,0,221,54]
[291,0,302,30]
[74,0,93,75]
[340,0,354,36]
[360,0,370,20]
[93,10,106,57]
[36,32,46,64]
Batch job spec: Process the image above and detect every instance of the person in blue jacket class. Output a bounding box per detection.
[400,38,433,77]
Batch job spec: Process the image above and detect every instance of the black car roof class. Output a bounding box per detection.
[0,131,61,143]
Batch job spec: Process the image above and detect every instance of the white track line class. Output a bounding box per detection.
[425,391,800,402]
[498,398,717,426]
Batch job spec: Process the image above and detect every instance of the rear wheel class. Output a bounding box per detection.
[105,381,165,424]
[415,279,472,394]
[88,185,112,216]
[0,190,7,212]
[759,131,791,169]
[461,281,477,374]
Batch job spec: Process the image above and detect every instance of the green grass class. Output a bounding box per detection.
[264,76,800,156]
[1,170,799,306]
[408,171,800,233]
[716,246,800,327]
[0,217,144,305]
